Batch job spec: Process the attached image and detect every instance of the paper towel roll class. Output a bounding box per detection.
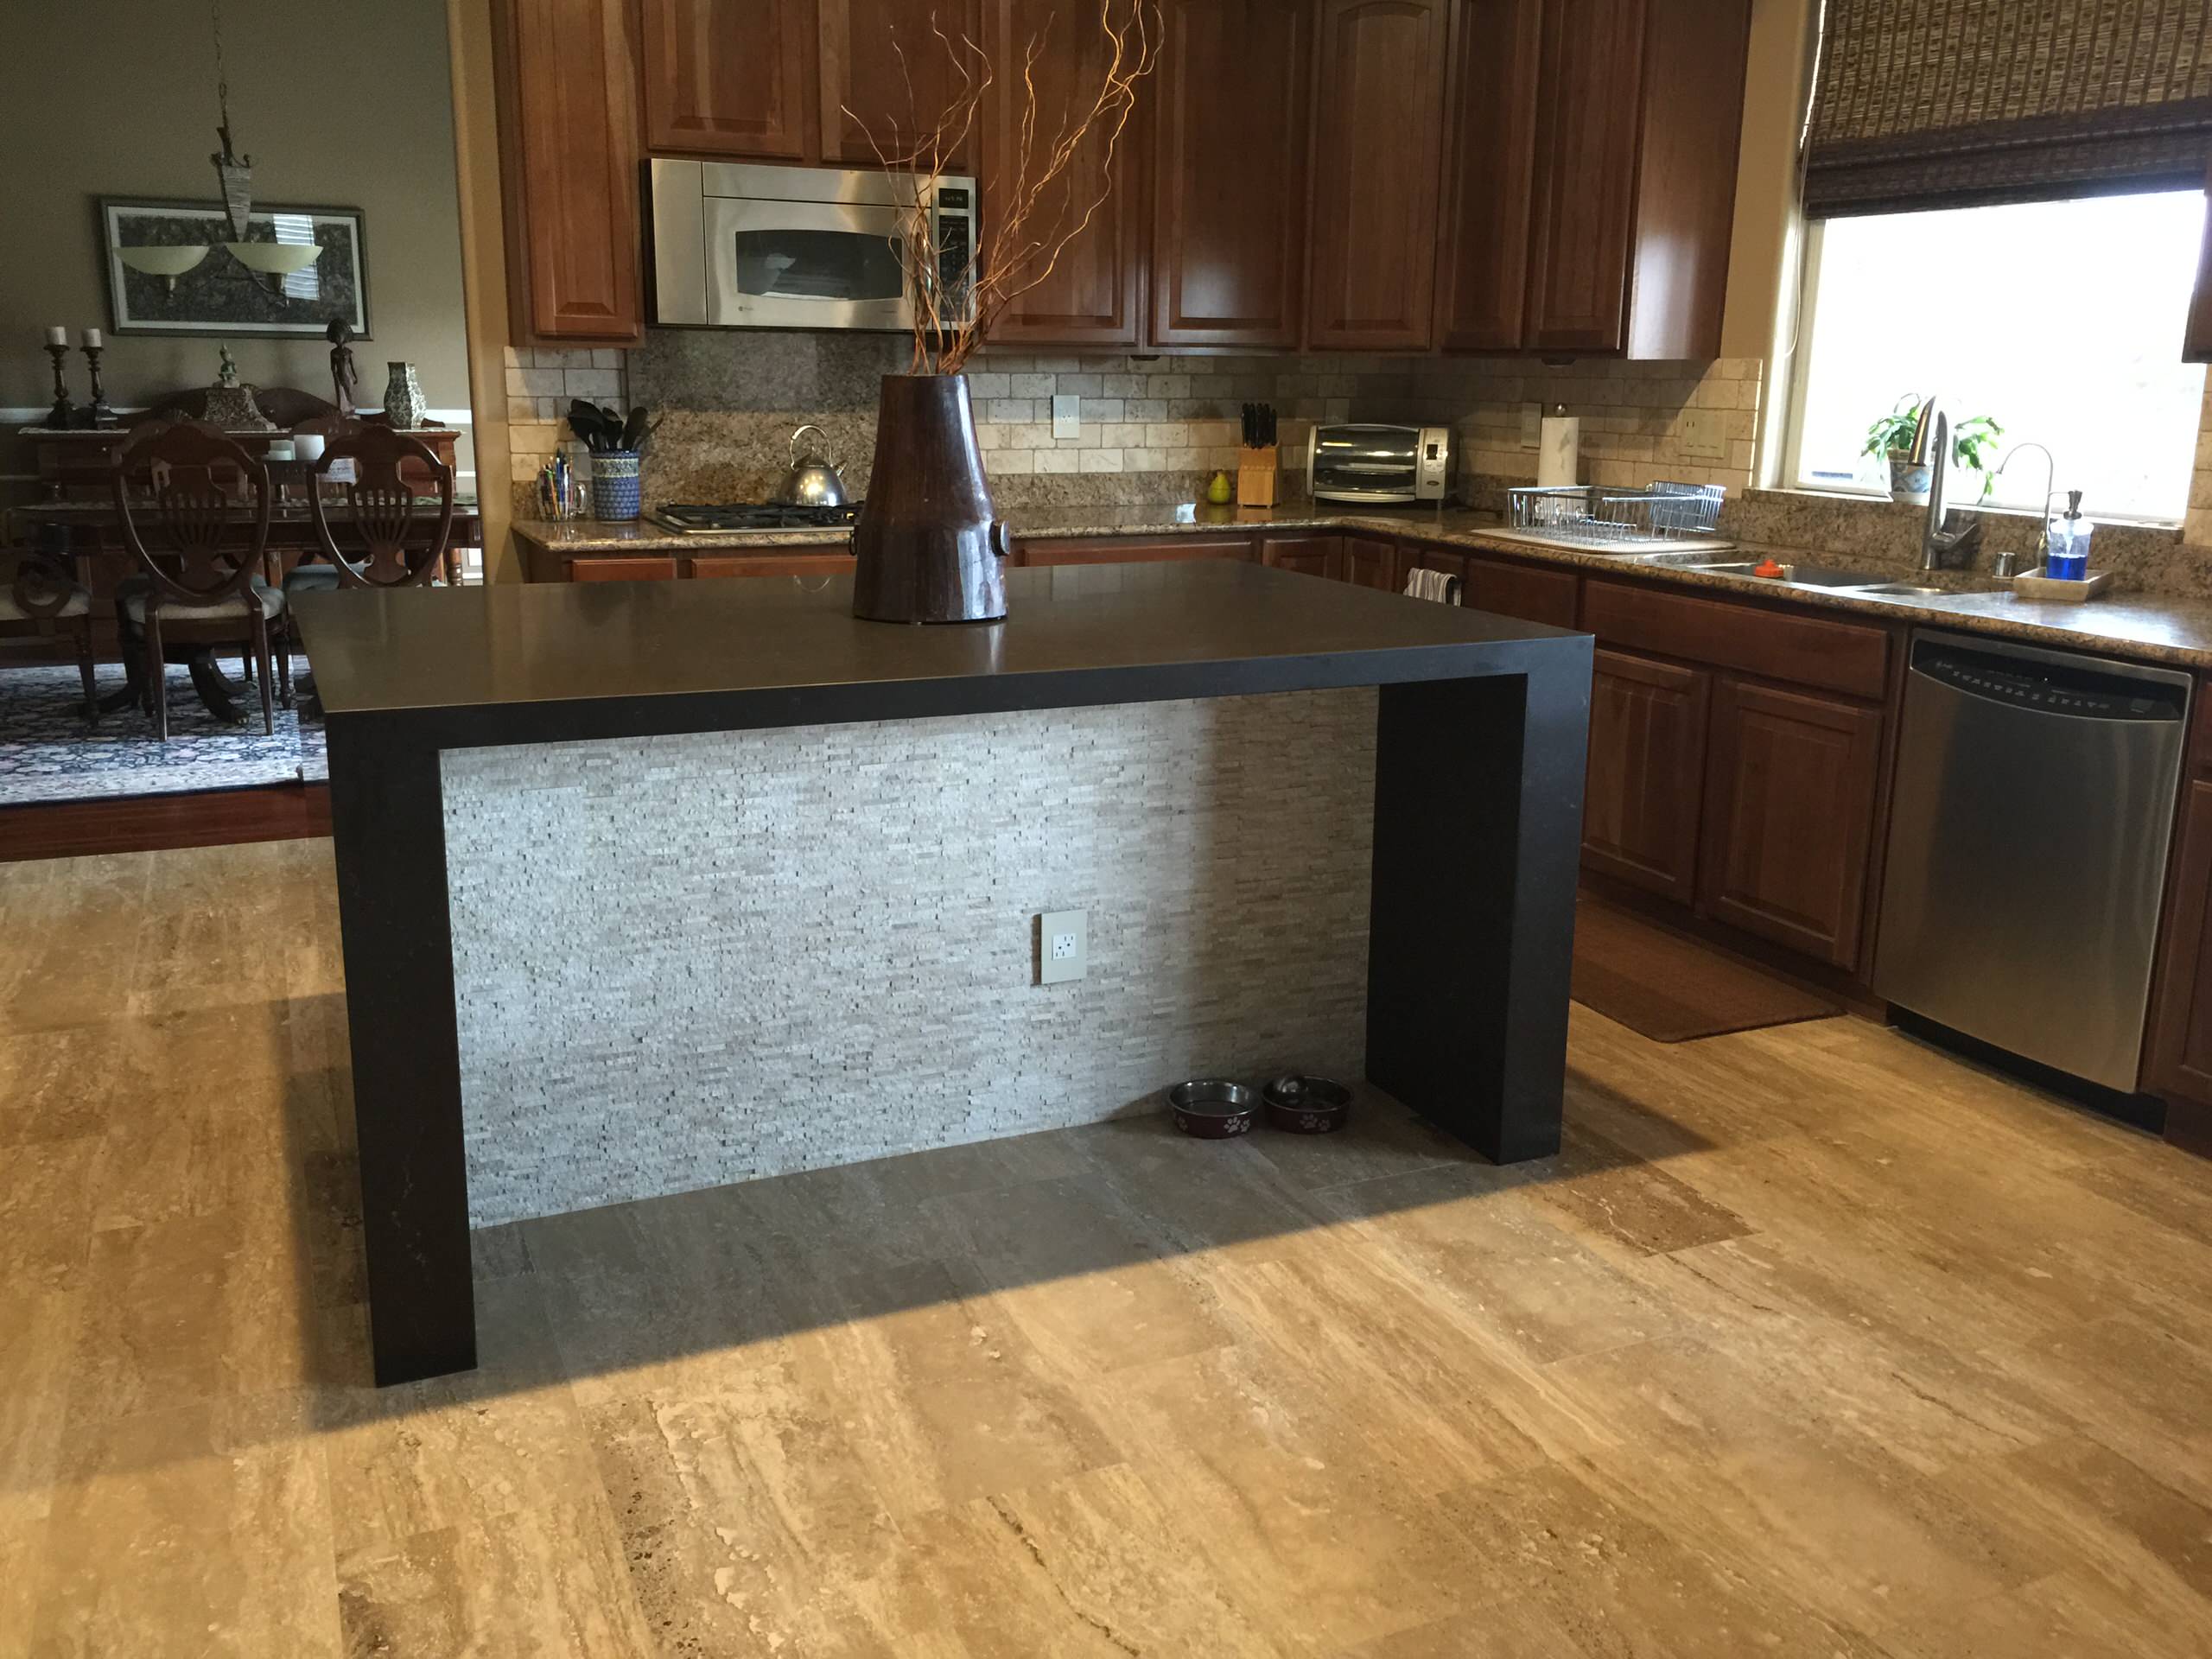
[1538,412,1580,488]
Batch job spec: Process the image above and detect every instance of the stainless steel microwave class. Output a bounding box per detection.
[1306,423,1452,505]
[647,159,978,332]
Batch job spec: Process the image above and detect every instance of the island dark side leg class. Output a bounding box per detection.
[1366,647,1592,1162]
[325,716,477,1385]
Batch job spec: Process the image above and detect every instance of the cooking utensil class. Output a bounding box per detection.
[771,423,849,507]
[620,405,650,452]
[566,400,617,453]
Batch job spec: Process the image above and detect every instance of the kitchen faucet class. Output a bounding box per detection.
[1988,442,2056,579]
[1911,397,1986,571]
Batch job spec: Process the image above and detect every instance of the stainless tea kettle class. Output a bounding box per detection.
[770,423,849,507]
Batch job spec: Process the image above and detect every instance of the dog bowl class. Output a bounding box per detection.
[1168,1079,1258,1139]
[1262,1075,1352,1134]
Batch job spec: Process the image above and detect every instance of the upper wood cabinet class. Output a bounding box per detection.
[1148,0,1312,349]
[979,0,1149,347]
[494,0,645,342]
[818,0,985,168]
[1440,0,1751,359]
[1433,0,1545,352]
[1306,0,1451,352]
[640,0,813,158]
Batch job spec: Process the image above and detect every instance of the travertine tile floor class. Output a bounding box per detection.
[4,839,2212,1656]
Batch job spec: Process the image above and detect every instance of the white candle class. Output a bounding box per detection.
[81,328,102,350]
[45,326,66,346]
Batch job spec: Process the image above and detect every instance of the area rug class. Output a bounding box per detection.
[1571,896,1840,1042]
[0,660,326,806]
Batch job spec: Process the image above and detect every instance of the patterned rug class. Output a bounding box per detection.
[0,658,327,806]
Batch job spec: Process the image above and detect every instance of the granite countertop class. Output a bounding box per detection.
[511,503,2212,672]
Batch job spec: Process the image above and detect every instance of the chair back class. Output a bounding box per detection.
[110,420,270,607]
[308,425,456,588]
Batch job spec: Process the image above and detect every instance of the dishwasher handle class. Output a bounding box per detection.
[1910,636,2188,723]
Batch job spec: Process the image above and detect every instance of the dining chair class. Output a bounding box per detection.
[302,425,459,589]
[110,420,283,741]
[0,527,99,725]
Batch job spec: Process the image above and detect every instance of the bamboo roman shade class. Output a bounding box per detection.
[1803,0,2212,217]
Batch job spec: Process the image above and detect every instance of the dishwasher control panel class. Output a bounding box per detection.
[1913,639,2185,722]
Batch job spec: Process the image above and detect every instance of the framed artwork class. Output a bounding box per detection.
[98,196,371,338]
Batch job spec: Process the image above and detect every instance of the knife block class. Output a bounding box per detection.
[1237,445,1279,508]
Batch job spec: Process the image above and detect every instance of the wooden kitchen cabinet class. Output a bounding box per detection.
[979,0,1149,347]
[1433,0,1545,352]
[1343,537,1399,591]
[2146,691,2212,1143]
[493,0,645,342]
[1697,677,1883,968]
[687,550,857,577]
[1306,0,1451,351]
[1463,554,1578,627]
[1260,534,1344,579]
[818,0,986,168]
[1583,648,1709,904]
[570,556,678,582]
[639,0,812,159]
[1148,0,1312,348]
[1522,0,1647,353]
[1021,534,1250,566]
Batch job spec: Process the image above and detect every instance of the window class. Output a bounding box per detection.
[1785,191,2208,524]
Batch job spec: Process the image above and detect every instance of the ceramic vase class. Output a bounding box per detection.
[382,361,428,430]
[1888,454,1933,506]
[589,449,643,521]
[850,374,1010,624]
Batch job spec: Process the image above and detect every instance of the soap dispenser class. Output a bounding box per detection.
[2046,491,2093,580]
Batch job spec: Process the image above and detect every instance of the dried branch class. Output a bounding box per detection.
[846,1,1160,378]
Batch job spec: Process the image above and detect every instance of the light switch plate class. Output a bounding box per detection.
[1678,407,1725,460]
[1520,402,1542,448]
[1039,909,1086,984]
[1052,393,1081,440]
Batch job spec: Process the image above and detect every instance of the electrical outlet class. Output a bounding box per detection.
[1520,402,1542,448]
[1039,909,1086,984]
[1052,393,1081,440]
[1678,407,1726,461]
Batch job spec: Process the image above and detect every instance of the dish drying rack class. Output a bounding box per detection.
[1505,482,1726,547]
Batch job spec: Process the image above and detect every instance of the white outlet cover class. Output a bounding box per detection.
[1052,393,1081,440]
[1678,407,1725,460]
[1039,909,1086,984]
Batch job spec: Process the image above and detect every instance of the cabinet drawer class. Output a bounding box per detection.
[1023,535,1252,566]
[1260,534,1343,580]
[1583,578,1890,700]
[687,549,855,578]
[1465,555,1579,628]
[570,556,677,582]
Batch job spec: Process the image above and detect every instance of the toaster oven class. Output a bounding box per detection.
[1306,423,1452,505]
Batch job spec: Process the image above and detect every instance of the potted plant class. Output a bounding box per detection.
[847,3,1159,626]
[1864,396,2003,506]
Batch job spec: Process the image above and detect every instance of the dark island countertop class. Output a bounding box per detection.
[294,558,1587,747]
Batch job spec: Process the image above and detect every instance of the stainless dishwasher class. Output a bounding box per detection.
[1874,629,2190,1092]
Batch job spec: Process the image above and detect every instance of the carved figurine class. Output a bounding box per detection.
[327,318,359,414]
[217,342,239,387]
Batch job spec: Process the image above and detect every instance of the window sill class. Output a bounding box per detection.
[1763,485,2183,533]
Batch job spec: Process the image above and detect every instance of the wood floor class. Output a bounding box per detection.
[4,839,2212,1656]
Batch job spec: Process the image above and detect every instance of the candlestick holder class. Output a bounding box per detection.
[43,343,75,430]
[79,343,116,429]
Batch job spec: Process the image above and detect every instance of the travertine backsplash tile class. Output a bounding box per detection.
[442,689,1377,1224]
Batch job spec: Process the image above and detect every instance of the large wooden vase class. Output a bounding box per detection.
[851,374,1011,624]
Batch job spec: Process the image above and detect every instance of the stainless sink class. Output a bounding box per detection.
[1849,582,1950,597]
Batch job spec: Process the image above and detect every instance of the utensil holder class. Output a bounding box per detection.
[1237,445,1279,508]
[590,449,642,521]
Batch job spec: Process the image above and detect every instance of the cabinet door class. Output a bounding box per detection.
[1306,0,1451,351]
[1433,0,1545,351]
[1148,0,1311,348]
[2148,779,2212,1102]
[1698,677,1883,968]
[1261,534,1343,580]
[639,0,813,159]
[497,0,644,341]
[979,0,1148,347]
[818,0,983,168]
[687,550,857,577]
[1343,537,1399,590]
[1524,0,1647,353]
[1022,535,1250,566]
[1463,555,1577,627]
[1583,648,1708,903]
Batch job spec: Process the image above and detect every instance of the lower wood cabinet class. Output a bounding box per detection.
[1696,676,1884,969]
[569,556,677,582]
[1582,648,1709,904]
[1259,534,1344,580]
[1464,554,1579,628]
[1021,535,1252,566]
[1343,536,1398,591]
[688,551,857,578]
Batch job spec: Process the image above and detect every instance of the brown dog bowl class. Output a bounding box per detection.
[1262,1075,1352,1134]
[1168,1079,1258,1139]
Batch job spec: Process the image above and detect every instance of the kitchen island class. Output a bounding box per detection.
[296,562,1592,1384]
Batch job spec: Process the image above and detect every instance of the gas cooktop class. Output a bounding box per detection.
[649,502,861,534]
